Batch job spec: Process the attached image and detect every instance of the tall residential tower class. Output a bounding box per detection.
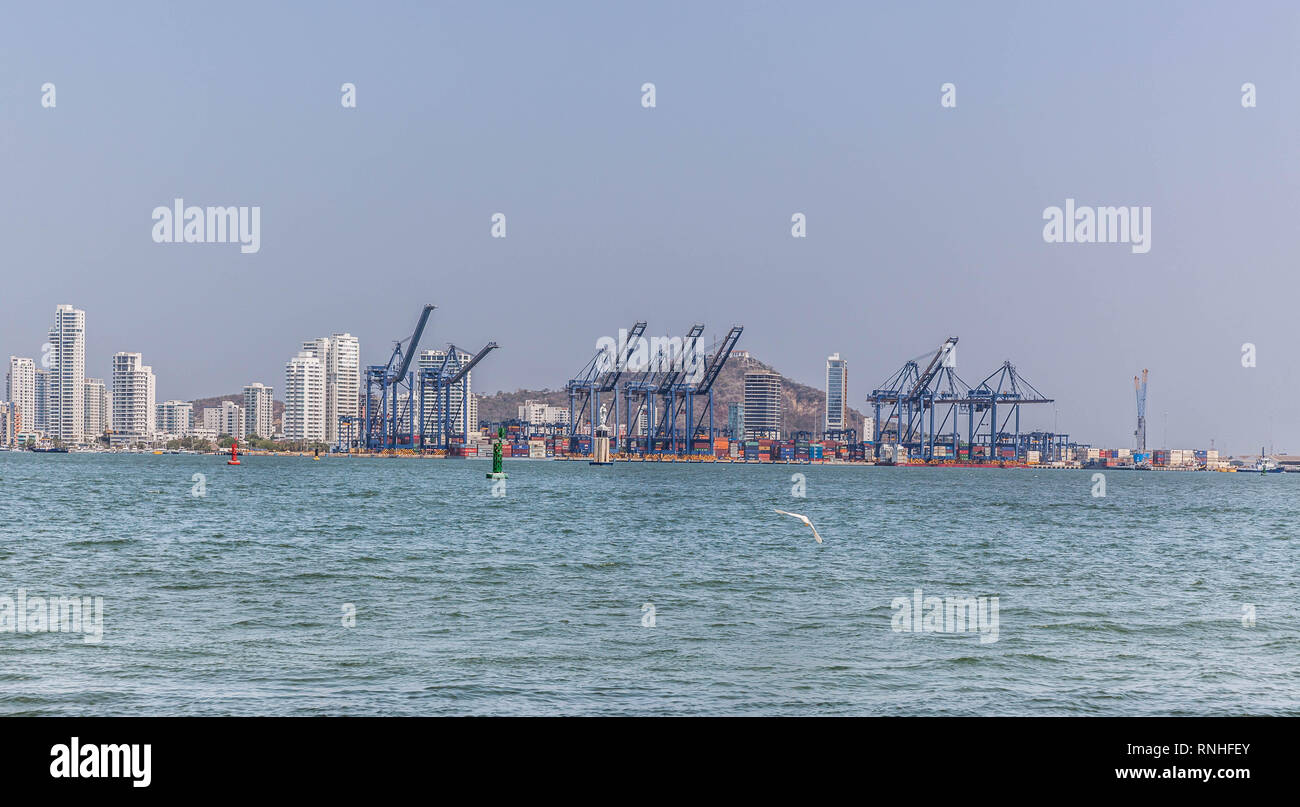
[84,378,109,440]
[301,333,359,445]
[284,351,326,443]
[243,383,275,440]
[111,352,156,446]
[48,304,86,443]
[6,357,36,436]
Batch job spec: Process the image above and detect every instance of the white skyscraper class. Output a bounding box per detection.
[243,383,275,440]
[329,334,360,442]
[156,400,193,437]
[112,352,156,446]
[48,305,86,444]
[84,378,109,440]
[301,338,325,437]
[284,351,326,443]
[825,353,847,434]
[301,333,359,445]
[6,357,36,435]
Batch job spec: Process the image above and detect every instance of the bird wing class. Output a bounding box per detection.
[774,509,822,542]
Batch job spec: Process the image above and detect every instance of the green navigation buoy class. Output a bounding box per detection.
[487,426,507,479]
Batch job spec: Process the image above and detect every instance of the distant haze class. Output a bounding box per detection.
[2,2,1296,455]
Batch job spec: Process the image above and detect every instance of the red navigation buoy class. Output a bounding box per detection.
[227,440,241,466]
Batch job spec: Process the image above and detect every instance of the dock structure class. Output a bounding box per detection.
[342,304,499,453]
[566,322,743,458]
[868,337,1077,464]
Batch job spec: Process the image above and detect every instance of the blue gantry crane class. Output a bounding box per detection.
[418,341,499,449]
[619,323,701,453]
[361,304,435,451]
[595,321,648,445]
[567,321,647,446]
[965,360,1055,461]
[565,321,743,456]
[644,323,705,453]
[353,304,499,452]
[620,336,671,453]
[869,337,963,457]
[868,336,1060,462]
[656,325,744,455]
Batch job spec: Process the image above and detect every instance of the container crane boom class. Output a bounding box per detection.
[392,304,435,381]
[447,342,499,386]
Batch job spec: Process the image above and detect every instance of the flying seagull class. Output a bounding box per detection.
[773,509,823,543]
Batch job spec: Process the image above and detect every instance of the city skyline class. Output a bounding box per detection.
[4,303,287,446]
[4,3,1299,454]
[0,297,1280,456]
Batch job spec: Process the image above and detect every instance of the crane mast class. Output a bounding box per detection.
[1134,368,1148,454]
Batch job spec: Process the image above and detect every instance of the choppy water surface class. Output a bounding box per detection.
[0,453,1295,715]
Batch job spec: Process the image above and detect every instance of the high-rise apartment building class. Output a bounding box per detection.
[825,353,847,434]
[6,357,36,435]
[243,383,274,440]
[111,352,156,446]
[48,305,86,444]
[330,334,360,442]
[284,351,326,443]
[33,368,49,433]
[84,378,109,440]
[301,333,359,446]
[743,371,782,440]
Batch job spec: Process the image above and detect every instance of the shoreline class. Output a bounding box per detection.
[0,448,1253,472]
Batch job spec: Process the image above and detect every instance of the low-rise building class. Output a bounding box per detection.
[156,400,194,437]
[203,400,245,439]
[518,400,570,426]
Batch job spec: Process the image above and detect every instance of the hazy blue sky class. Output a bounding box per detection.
[2,1,1297,454]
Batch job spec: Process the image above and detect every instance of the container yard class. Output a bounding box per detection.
[321,329,1261,473]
